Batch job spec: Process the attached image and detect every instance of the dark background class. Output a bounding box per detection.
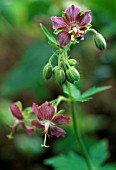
[0,0,116,169]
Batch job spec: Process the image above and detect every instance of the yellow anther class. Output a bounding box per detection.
[71,35,75,41]
[79,30,84,34]
[68,30,73,34]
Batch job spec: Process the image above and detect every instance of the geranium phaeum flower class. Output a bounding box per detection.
[10,103,35,135]
[31,102,71,147]
[51,4,92,47]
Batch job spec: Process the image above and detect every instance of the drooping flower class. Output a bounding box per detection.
[9,103,35,137]
[51,4,92,47]
[31,102,71,147]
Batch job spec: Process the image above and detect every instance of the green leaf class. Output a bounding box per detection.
[77,97,93,102]
[45,152,88,170]
[40,23,58,46]
[48,40,59,48]
[78,86,111,101]
[90,140,110,166]
[15,134,44,155]
[1,42,51,98]
[100,165,116,170]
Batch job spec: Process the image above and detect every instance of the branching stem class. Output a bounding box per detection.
[67,82,95,170]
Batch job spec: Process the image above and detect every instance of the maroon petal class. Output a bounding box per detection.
[79,10,92,26]
[52,114,71,125]
[50,127,66,137]
[39,102,55,120]
[21,122,35,135]
[31,120,44,129]
[57,31,71,47]
[65,5,80,23]
[10,103,23,120]
[51,16,68,30]
[32,103,42,120]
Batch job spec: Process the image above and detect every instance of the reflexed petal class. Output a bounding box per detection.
[51,127,66,137]
[51,16,68,30]
[39,102,55,120]
[32,102,42,120]
[79,10,92,26]
[65,4,80,22]
[21,122,35,135]
[57,31,71,47]
[52,114,71,125]
[10,103,23,120]
[31,120,44,129]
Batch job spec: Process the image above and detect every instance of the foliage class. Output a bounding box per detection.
[1,42,53,98]
[63,83,111,102]
[45,140,116,170]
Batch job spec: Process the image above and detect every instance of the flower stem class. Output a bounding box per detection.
[41,134,49,148]
[86,28,97,34]
[67,83,95,170]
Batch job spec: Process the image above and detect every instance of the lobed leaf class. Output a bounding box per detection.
[45,152,88,170]
[90,140,110,166]
[80,86,111,99]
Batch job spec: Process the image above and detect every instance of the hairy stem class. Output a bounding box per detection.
[68,83,95,170]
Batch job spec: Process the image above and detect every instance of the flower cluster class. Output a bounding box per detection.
[51,4,92,47]
[8,101,71,147]
[8,4,106,149]
[43,5,92,84]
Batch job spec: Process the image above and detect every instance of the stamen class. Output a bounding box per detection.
[6,131,14,139]
[79,30,84,34]
[41,134,49,148]
[68,30,73,34]
[71,35,75,41]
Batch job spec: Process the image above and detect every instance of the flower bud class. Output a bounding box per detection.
[43,63,52,80]
[94,33,106,50]
[66,67,80,83]
[54,66,66,85]
[68,59,77,66]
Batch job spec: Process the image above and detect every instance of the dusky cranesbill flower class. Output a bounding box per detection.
[8,103,35,138]
[51,4,92,47]
[31,102,71,147]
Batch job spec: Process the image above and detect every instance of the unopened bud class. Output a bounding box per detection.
[94,33,106,50]
[66,67,80,83]
[54,66,66,85]
[43,63,52,80]
[68,59,77,66]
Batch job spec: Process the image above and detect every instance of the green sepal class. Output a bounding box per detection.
[23,107,32,117]
[16,101,23,111]
[80,10,86,16]
[54,29,62,35]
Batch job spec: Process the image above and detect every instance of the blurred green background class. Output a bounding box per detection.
[0,0,116,169]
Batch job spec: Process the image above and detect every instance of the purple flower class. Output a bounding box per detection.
[31,102,71,138]
[10,103,35,135]
[51,4,92,47]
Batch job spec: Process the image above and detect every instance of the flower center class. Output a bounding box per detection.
[44,120,50,134]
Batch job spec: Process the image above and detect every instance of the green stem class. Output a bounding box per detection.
[86,28,97,34]
[68,83,95,170]
[55,96,69,107]
[49,49,62,64]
